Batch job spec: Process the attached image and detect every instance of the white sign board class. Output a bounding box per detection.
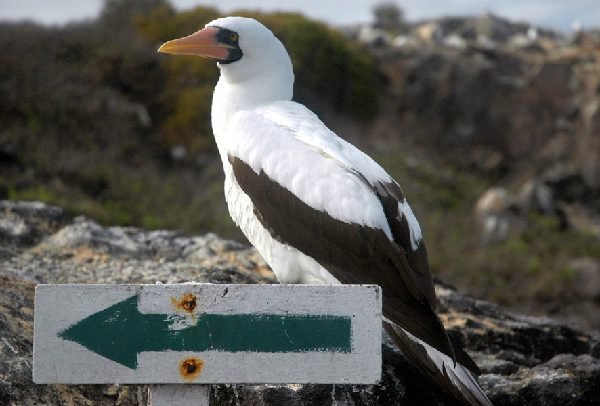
[33,284,382,384]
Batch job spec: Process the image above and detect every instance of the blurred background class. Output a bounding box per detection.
[1,0,599,329]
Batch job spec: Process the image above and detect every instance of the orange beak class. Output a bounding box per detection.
[158,27,231,60]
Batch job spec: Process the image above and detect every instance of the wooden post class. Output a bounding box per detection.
[149,385,210,406]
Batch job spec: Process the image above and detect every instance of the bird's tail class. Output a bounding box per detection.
[384,323,492,406]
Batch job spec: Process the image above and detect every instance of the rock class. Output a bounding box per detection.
[414,22,443,44]
[542,168,594,205]
[474,173,600,243]
[480,354,600,405]
[0,200,69,255]
[517,180,555,216]
[357,25,390,48]
[570,257,600,300]
[45,215,251,262]
[444,34,467,49]
[412,13,559,47]
[558,203,600,237]
[1,200,600,405]
[391,35,416,48]
[474,187,525,243]
[372,14,600,227]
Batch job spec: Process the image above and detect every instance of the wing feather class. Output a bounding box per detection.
[226,104,457,363]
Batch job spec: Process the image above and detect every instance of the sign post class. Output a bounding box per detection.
[33,283,382,405]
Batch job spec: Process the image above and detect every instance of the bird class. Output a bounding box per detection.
[158,16,492,405]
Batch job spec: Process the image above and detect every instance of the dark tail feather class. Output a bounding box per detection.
[384,323,492,406]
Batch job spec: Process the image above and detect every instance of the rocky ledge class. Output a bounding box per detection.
[1,200,599,405]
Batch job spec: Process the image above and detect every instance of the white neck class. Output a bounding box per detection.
[212,75,291,135]
[210,49,294,162]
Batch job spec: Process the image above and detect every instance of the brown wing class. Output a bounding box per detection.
[229,155,456,362]
[370,179,436,305]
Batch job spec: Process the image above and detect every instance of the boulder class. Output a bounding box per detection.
[474,187,525,243]
[1,201,599,405]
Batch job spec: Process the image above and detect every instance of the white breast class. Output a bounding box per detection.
[222,161,340,285]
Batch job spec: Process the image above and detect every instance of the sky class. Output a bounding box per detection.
[0,0,598,31]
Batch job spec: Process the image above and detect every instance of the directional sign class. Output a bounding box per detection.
[58,295,352,369]
[33,284,382,384]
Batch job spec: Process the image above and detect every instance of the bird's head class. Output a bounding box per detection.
[158,16,293,87]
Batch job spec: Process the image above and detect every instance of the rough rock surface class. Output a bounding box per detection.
[1,201,599,405]
[369,22,600,212]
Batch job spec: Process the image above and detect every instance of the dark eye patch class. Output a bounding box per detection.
[215,27,240,46]
[208,26,243,64]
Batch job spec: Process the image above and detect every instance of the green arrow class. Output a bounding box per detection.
[58,295,352,369]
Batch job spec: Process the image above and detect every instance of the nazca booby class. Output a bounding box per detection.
[159,16,492,405]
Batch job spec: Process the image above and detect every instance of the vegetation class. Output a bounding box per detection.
[372,1,408,33]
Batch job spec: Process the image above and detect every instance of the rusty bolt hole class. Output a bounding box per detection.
[172,293,197,313]
[179,357,204,381]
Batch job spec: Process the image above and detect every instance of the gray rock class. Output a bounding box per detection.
[1,200,600,405]
[0,200,69,256]
[46,216,249,262]
[570,257,600,300]
[481,354,600,405]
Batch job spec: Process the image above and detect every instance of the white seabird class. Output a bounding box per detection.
[159,16,492,405]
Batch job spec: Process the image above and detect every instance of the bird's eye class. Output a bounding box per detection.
[230,33,239,42]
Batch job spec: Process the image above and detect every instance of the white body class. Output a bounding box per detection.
[203,16,490,405]
[208,17,421,282]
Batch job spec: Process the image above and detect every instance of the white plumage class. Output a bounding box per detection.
[227,104,396,239]
[159,16,491,405]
